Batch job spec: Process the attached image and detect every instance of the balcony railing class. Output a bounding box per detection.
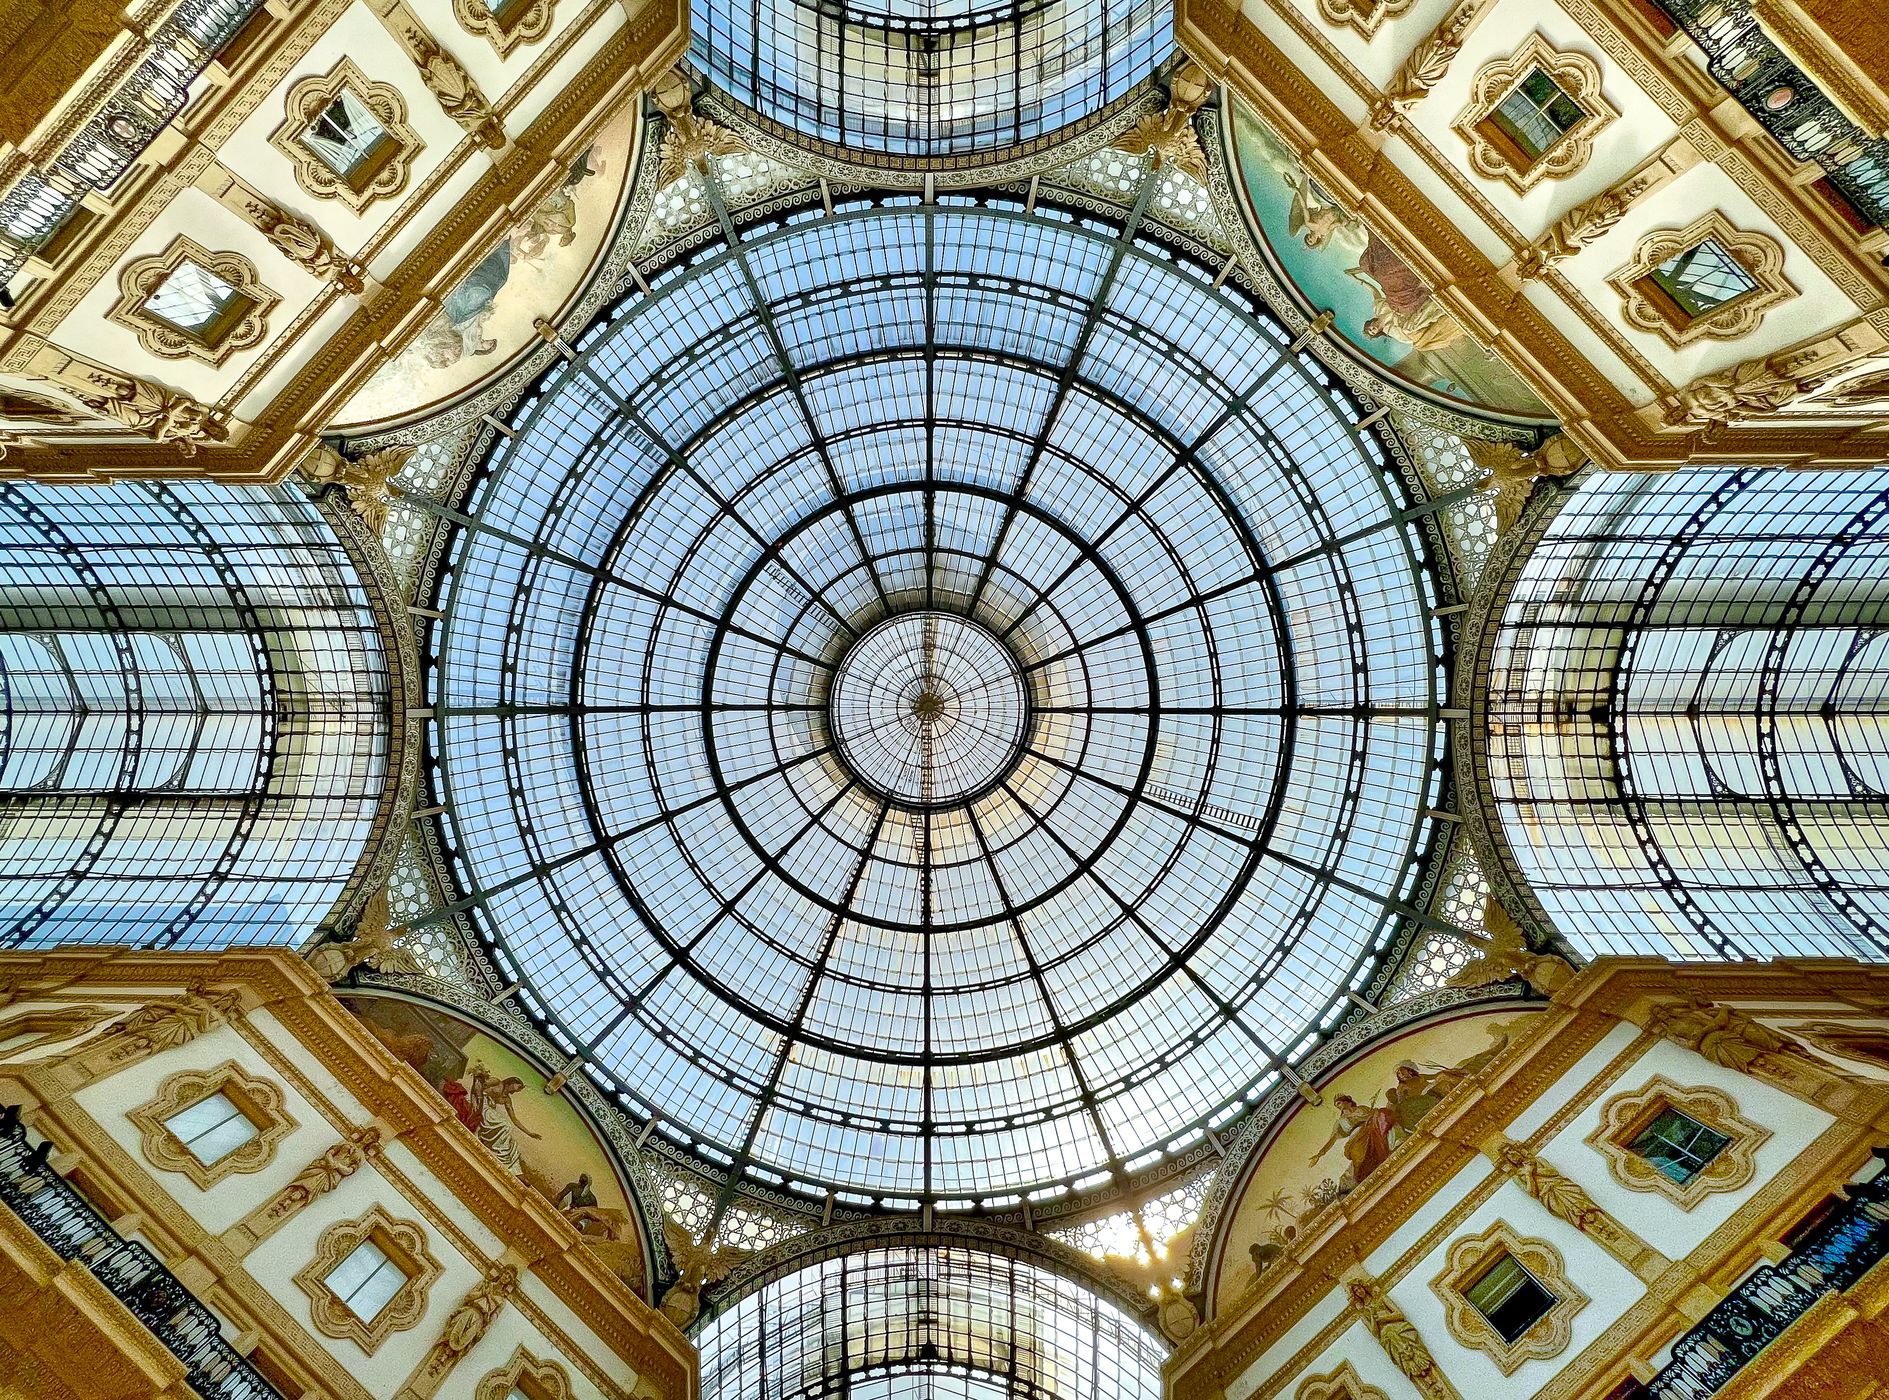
[0,1102,286,1400]
[1646,0,1889,232]
[1648,1160,1889,1400]
[0,0,262,288]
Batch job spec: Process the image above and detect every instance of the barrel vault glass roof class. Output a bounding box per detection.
[424,189,1451,1209]
[690,0,1171,157]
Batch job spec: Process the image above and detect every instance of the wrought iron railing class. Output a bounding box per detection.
[0,1102,286,1400]
[1648,1162,1889,1400]
[1646,0,1889,231]
[0,0,262,287]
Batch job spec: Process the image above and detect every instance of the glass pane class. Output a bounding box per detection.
[143,260,240,336]
[1464,1253,1556,1343]
[1630,1106,1732,1184]
[164,1090,259,1165]
[1650,239,1760,316]
[327,1238,407,1321]
[303,89,389,177]
[1491,69,1583,160]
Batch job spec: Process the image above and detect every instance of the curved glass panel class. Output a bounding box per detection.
[697,1247,1165,1400]
[0,481,390,949]
[1487,466,1889,960]
[428,197,1447,1203]
[690,0,1170,156]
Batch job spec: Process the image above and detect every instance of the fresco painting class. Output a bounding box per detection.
[335,102,638,428]
[339,992,646,1294]
[1228,98,1550,419]
[1214,1007,1536,1309]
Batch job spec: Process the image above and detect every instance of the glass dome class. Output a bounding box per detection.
[689,0,1170,158]
[426,194,1449,1206]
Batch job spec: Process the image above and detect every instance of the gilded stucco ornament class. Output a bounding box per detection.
[1463,434,1585,534]
[24,363,227,454]
[1640,998,1816,1080]
[256,204,367,294]
[1369,0,1486,130]
[75,989,246,1068]
[658,1220,751,1328]
[258,1128,383,1232]
[651,68,746,189]
[301,444,415,535]
[1485,1138,1660,1276]
[1515,177,1652,280]
[305,888,428,982]
[1663,356,1818,428]
[407,27,506,150]
[402,1263,521,1400]
[1451,896,1576,994]
[1114,63,1213,184]
[1345,1274,1458,1400]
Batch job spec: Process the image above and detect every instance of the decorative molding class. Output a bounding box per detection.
[1608,211,1796,347]
[293,1205,444,1354]
[127,1060,296,1190]
[375,2,506,149]
[1587,1076,1770,1210]
[1316,0,1416,40]
[105,236,281,365]
[232,1127,383,1249]
[1431,1220,1587,1374]
[1452,36,1618,193]
[397,1261,519,1400]
[1295,1360,1388,1400]
[1369,0,1493,130]
[269,59,423,213]
[454,0,556,57]
[474,1346,574,1400]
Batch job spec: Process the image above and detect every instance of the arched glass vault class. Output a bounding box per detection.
[690,0,1171,158]
[0,481,390,948]
[1486,466,1889,959]
[695,1247,1166,1400]
[420,188,1454,1209]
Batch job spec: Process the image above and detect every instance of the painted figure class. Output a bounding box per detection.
[465,1063,541,1173]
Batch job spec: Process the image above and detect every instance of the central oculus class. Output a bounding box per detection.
[829,611,1029,807]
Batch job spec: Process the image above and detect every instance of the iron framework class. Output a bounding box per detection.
[417,173,1456,1214]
